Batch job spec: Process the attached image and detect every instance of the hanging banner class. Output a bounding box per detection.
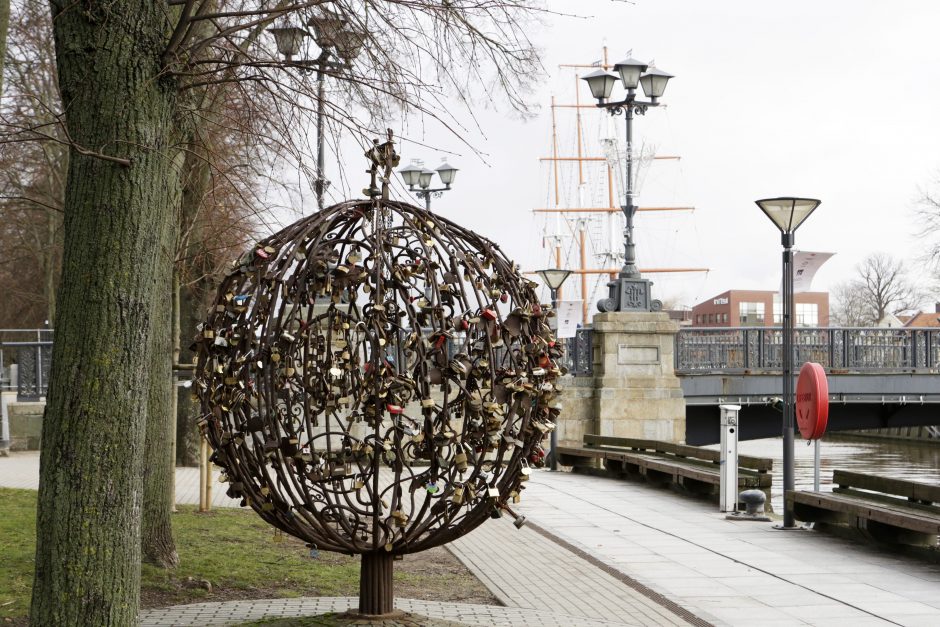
[555,300,582,339]
[793,251,835,293]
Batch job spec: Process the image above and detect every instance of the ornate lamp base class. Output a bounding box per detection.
[597,277,662,313]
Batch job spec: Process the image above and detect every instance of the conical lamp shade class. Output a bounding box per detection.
[755,197,821,234]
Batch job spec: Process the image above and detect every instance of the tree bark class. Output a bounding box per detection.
[142,150,184,568]
[30,2,179,624]
[0,0,8,98]
[175,144,213,467]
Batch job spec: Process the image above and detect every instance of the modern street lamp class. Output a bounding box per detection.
[536,268,572,471]
[269,10,364,211]
[582,54,674,313]
[756,196,822,529]
[399,159,458,211]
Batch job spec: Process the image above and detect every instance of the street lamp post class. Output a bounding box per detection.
[536,268,573,471]
[756,196,822,529]
[269,10,364,211]
[398,160,458,210]
[582,55,674,314]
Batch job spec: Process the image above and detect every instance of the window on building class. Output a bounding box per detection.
[796,303,819,327]
[739,302,764,325]
[772,301,820,327]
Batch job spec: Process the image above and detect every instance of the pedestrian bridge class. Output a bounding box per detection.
[5,327,940,447]
[564,326,940,445]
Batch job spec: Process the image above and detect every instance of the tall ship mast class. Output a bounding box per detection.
[534,48,707,325]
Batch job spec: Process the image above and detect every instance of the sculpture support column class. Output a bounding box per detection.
[359,552,395,616]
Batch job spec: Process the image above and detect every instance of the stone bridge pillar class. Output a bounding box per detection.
[592,311,685,442]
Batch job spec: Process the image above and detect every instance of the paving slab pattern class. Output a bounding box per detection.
[139,597,631,627]
[9,452,939,625]
[2,453,696,626]
[516,470,940,626]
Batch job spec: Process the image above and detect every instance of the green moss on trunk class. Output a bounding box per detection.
[30,2,180,624]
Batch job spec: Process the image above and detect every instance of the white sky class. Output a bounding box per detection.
[302,0,940,313]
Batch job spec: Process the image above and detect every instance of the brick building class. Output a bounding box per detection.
[690,290,829,327]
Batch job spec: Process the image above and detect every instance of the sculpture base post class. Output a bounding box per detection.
[358,551,395,616]
[592,311,685,442]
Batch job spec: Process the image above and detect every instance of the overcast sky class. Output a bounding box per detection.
[306,0,940,313]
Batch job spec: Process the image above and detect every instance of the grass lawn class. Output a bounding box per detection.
[0,488,496,624]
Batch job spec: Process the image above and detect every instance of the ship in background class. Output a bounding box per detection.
[531,48,708,326]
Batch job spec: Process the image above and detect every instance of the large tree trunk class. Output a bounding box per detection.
[30,2,179,624]
[142,151,184,568]
[0,0,8,98]
[175,280,203,466]
[175,144,213,467]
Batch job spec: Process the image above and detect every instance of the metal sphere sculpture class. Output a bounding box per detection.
[193,134,563,615]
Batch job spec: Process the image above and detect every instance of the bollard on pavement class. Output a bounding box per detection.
[719,404,741,513]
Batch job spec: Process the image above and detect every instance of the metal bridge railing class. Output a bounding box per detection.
[675,327,940,373]
[1,329,54,401]
[559,328,594,376]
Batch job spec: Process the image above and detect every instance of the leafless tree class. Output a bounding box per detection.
[18,1,550,623]
[834,253,921,324]
[913,174,940,284]
[0,0,64,327]
[828,280,873,327]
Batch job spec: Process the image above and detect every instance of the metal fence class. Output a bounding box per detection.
[560,328,594,376]
[675,327,940,373]
[6,327,933,396]
[1,329,54,401]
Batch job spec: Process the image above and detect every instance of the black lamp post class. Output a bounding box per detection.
[269,10,364,211]
[399,160,458,210]
[582,55,673,313]
[536,268,572,471]
[756,196,821,529]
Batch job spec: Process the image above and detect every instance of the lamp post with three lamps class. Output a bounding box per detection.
[398,160,459,211]
[269,10,365,210]
[536,268,573,471]
[582,55,673,313]
[756,196,822,530]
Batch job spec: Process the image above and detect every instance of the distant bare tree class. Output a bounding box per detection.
[913,174,940,282]
[846,253,920,323]
[0,0,64,328]
[829,280,873,327]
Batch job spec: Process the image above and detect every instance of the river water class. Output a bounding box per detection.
[710,435,940,512]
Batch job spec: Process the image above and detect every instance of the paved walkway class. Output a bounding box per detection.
[139,597,631,627]
[1,453,695,626]
[517,471,940,626]
[5,452,940,625]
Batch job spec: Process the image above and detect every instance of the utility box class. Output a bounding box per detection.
[719,404,741,512]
